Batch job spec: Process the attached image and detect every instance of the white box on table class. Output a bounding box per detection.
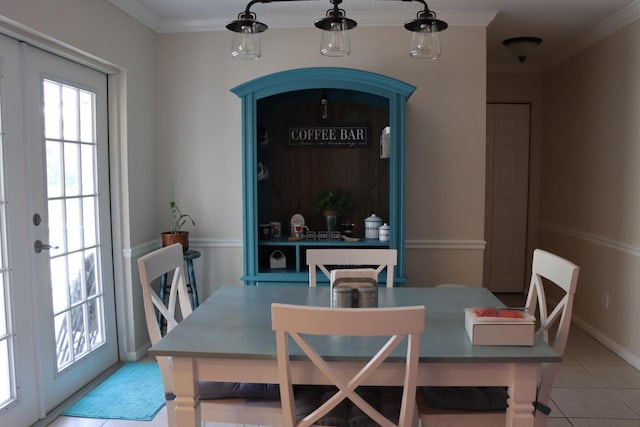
[464,307,535,346]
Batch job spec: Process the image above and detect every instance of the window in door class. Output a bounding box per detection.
[0,68,16,409]
[43,79,106,371]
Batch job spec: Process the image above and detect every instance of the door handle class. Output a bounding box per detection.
[34,240,59,253]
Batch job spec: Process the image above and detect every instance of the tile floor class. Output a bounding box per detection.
[46,310,640,427]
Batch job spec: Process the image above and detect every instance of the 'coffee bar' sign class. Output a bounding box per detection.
[288,124,369,147]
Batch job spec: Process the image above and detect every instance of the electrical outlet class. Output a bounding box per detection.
[603,292,610,310]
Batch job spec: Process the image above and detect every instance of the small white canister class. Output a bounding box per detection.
[379,223,390,241]
[380,126,390,159]
[364,214,383,239]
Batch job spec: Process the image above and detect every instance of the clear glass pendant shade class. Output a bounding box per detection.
[231,24,262,60]
[409,21,441,60]
[320,20,351,57]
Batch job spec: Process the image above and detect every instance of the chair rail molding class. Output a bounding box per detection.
[541,222,640,257]
[406,239,486,250]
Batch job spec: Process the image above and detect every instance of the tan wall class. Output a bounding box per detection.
[542,19,640,366]
[0,2,489,356]
[156,25,488,292]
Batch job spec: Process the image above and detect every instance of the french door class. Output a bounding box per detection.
[0,34,117,426]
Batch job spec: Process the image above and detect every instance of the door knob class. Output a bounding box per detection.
[34,240,59,253]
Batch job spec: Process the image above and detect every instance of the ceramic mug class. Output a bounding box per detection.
[270,221,281,239]
[259,224,271,240]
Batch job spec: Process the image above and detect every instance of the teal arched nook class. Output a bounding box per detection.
[232,67,416,286]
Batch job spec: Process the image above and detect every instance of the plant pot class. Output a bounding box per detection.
[161,231,189,252]
[323,210,338,233]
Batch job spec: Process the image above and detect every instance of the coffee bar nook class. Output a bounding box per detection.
[232,67,415,286]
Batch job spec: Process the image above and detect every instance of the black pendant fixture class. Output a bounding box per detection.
[226,0,448,60]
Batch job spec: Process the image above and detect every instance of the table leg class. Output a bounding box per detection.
[505,363,537,427]
[172,357,201,427]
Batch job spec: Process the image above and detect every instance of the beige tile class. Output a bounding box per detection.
[47,417,107,427]
[547,398,564,418]
[614,389,640,416]
[586,365,640,388]
[102,406,167,427]
[567,343,628,367]
[546,419,574,427]
[561,351,579,365]
[554,364,604,388]
[551,388,638,419]
[570,420,640,427]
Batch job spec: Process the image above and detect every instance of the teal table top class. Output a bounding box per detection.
[150,285,560,364]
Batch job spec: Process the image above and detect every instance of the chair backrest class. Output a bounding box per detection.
[306,248,397,287]
[139,244,284,427]
[272,303,424,427]
[525,248,579,408]
[138,243,192,392]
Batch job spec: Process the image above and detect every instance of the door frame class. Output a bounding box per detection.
[0,17,131,417]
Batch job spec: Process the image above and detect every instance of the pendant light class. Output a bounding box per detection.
[226,0,448,60]
[315,0,357,57]
[404,0,448,60]
[226,0,269,60]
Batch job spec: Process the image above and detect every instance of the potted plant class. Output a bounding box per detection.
[314,189,352,233]
[161,201,195,251]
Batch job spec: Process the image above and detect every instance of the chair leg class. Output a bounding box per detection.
[166,400,177,427]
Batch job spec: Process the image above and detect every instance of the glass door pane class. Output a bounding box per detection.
[43,80,107,372]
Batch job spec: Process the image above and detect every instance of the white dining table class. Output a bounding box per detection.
[149,284,560,427]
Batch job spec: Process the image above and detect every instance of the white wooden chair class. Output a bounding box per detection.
[306,248,397,287]
[272,303,424,427]
[418,249,580,427]
[138,243,283,427]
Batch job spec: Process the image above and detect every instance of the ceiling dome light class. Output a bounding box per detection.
[502,36,543,63]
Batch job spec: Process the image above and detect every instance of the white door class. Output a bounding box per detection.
[0,36,118,425]
[484,103,530,293]
[0,32,40,427]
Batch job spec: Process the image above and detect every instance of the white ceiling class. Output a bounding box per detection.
[110,0,640,69]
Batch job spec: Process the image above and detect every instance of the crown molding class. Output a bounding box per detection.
[109,0,497,34]
[545,0,640,70]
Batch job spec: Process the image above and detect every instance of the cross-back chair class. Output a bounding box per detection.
[138,243,282,427]
[418,249,580,427]
[272,303,424,427]
[306,248,397,287]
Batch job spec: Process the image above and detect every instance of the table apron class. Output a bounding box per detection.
[186,357,539,388]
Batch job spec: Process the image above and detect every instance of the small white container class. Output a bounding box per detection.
[380,126,390,159]
[269,250,286,269]
[378,223,390,241]
[364,214,383,239]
